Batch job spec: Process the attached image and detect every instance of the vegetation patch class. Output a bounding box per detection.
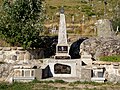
[100,55,120,62]
[0,81,120,90]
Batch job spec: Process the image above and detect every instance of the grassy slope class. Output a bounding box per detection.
[44,0,119,36]
[44,0,117,23]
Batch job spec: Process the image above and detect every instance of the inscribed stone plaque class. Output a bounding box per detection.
[54,63,71,74]
[58,46,68,53]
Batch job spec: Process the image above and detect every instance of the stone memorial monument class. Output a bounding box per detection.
[42,8,81,81]
[54,7,71,59]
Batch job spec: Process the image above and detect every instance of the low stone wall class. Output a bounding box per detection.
[0,47,44,63]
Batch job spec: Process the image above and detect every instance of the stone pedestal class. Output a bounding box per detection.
[44,59,81,78]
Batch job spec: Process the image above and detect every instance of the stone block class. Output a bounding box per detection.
[11,47,17,50]
[3,55,6,60]
[6,55,11,60]
[35,69,42,80]
[18,53,24,60]
[0,47,3,50]
[3,47,11,51]
[0,51,3,55]
[0,55,4,61]
[17,47,24,50]
[81,68,91,82]
[19,51,25,54]
[24,52,31,60]
[81,52,92,65]
[91,77,105,83]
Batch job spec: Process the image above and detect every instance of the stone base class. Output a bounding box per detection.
[54,53,71,59]
[42,59,81,79]
[54,55,71,59]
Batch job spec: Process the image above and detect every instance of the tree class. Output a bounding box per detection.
[0,0,45,48]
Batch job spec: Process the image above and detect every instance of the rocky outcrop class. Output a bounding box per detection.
[95,19,115,37]
[80,36,120,60]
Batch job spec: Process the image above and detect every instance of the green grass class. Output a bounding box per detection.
[100,55,120,62]
[0,82,32,90]
[0,81,120,90]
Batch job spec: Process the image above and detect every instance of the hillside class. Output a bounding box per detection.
[44,0,118,24]
[0,0,119,33]
[44,0,119,35]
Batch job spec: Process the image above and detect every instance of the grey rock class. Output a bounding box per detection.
[80,37,120,59]
[95,19,115,37]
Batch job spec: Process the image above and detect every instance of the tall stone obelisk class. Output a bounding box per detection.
[54,7,71,59]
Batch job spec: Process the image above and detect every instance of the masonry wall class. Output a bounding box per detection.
[0,47,44,63]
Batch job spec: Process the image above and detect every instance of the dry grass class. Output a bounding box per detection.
[0,39,10,47]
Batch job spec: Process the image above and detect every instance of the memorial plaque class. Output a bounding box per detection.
[54,63,71,74]
[58,46,68,53]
